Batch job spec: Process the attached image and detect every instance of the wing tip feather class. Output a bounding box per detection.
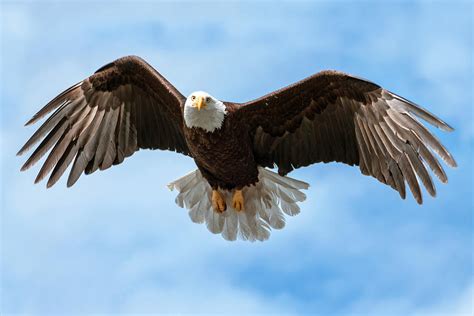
[34,175,43,185]
[450,160,458,168]
[66,176,78,188]
[20,163,29,172]
[25,117,38,126]
[442,123,455,132]
[387,91,453,131]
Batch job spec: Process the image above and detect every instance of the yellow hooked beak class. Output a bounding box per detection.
[195,96,206,111]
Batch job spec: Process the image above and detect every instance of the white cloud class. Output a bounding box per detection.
[0,4,32,42]
[347,282,473,316]
[120,283,295,314]
[418,283,473,316]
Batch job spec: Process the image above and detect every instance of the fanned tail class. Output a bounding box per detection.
[167,167,309,242]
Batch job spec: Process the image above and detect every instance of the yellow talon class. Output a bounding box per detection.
[212,190,226,213]
[232,189,244,211]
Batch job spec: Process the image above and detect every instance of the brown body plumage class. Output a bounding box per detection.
[184,107,259,190]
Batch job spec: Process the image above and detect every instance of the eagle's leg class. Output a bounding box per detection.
[232,189,244,211]
[212,190,226,213]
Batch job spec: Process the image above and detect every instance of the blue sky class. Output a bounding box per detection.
[1,1,472,315]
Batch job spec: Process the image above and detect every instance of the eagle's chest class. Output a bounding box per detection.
[184,118,257,178]
[185,118,244,159]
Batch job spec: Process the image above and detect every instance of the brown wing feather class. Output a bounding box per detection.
[236,71,456,204]
[18,55,190,187]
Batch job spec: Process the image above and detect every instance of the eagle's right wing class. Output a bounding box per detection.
[18,55,191,187]
[236,71,456,204]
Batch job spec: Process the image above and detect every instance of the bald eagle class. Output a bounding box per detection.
[18,56,456,241]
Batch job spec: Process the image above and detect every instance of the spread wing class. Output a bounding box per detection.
[236,71,456,204]
[18,55,190,187]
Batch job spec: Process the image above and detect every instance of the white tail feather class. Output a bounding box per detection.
[167,167,309,242]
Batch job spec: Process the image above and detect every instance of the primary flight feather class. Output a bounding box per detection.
[18,55,456,241]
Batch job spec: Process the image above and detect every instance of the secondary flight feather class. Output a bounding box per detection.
[18,55,456,241]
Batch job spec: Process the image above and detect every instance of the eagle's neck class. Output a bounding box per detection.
[184,100,227,133]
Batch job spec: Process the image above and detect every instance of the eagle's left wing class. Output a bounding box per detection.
[235,71,456,204]
[18,56,190,188]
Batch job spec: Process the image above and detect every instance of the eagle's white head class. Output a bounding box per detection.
[184,91,227,133]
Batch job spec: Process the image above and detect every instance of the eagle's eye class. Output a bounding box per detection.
[191,95,196,101]
[206,97,211,103]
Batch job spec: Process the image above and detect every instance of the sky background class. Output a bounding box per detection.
[1,1,472,315]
